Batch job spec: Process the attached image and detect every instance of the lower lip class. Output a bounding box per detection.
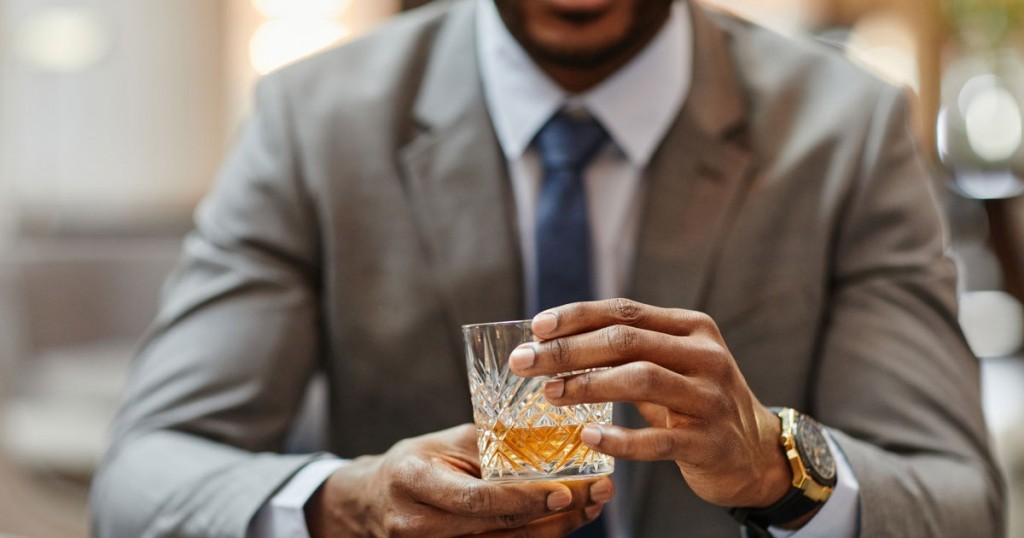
[545,0,614,11]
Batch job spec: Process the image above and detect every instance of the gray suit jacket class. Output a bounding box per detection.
[91,1,1005,536]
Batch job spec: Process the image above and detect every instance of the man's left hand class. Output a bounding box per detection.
[508,299,792,509]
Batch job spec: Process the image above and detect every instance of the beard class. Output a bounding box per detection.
[493,0,674,71]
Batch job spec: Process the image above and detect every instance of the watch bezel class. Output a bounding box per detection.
[792,413,837,487]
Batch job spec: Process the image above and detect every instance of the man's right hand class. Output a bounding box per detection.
[304,424,614,537]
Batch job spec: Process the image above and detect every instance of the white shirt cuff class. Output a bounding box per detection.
[248,458,350,538]
[768,430,860,538]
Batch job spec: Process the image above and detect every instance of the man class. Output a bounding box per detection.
[91,0,1005,536]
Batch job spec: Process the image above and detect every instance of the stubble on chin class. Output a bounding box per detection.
[491,0,671,72]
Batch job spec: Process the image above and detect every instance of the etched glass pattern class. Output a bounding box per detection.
[463,320,614,482]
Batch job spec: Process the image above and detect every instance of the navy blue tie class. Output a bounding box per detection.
[534,110,611,538]
[533,109,610,315]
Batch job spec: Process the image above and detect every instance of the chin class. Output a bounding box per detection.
[495,0,672,72]
[525,37,630,70]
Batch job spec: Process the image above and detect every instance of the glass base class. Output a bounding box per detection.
[483,469,614,483]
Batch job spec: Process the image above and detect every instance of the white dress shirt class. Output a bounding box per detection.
[478,0,689,316]
[251,1,859,536]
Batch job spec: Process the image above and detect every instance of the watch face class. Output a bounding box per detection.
[794,415,837,486]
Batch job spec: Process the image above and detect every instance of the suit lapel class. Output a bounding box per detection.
[629,3,754,313]
[626,2,756,524]
[399,2,524,340]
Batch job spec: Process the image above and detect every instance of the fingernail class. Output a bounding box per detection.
[509,345,536,371]
[533,312,558,336]
[544,378,565,399]
[547,488,572,511]
[589,479,614,504]
[581,425,602,446]
[585,504,603,520]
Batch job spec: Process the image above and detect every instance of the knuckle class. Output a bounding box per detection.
[575,371,596,398]
[551,338,573,367]
[691,311,723,338]
[690,310,713,329]
[458,484,493,514]
[387,458,420,495]
[710,390,735,417]
[705,340,726,358]
[611,298,645,325]
[387,437,415,461]
[650,433,677,459]
[629,362,662,393]
[395,455,425,482]
[605,325,640,356]
[383,514,415,537]
[701,342,732,377]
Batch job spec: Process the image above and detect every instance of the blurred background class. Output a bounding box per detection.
[0,0,1022,536]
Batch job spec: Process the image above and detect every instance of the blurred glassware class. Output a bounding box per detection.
[938,51,1024,199]
[938,0,1024,199]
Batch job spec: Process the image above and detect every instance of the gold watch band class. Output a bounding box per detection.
[777,408,834,503]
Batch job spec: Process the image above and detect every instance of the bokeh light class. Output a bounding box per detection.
[14,7,112,73]
[960,290,1024,358]
[252,0,350,19]
[961,77,1024,162]
[249,19,348,75]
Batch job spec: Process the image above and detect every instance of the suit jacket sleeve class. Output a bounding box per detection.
[817,86,1005,536]
[90,73,327,538]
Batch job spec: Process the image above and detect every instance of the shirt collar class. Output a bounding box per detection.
[477,0,692,166]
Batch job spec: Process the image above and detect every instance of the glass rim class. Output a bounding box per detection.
[461,319,532,331]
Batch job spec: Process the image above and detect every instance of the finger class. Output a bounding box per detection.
[435,477,599,536]
[511,325,727,378]
[467,504,604,538]
[635,401,670,426]
[542,362,715,414]
[531,298,719,340]
[406,477,612,537]
[412,471,569,518]
[410,481,566,535]
[580,423,697,461]
[409,468,598,534]
[510,324,667,375]
[425,423,483,472]
[587,476,615,505]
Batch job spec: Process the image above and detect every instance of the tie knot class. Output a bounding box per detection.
[534,109,610,173]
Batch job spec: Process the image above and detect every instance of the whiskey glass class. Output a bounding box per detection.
[463,320,613,482]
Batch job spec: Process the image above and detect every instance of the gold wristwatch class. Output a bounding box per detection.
[729,407,837,535]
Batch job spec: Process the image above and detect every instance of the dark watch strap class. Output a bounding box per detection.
[728,486,822,536]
